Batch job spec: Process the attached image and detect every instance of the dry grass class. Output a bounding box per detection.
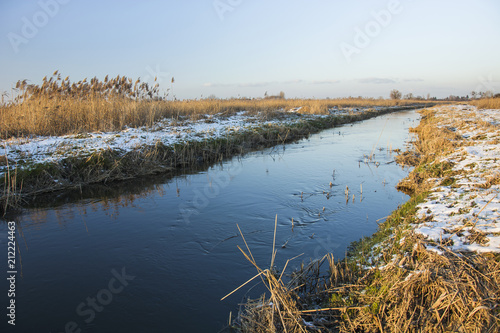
[235,236,500,332]
[2,161,22,216]
[396,108,463,195]
[338,238,500,333]
[1,72,431,139]
[235,227,500,333]
[225,221,308,333]
[470,97,500,110]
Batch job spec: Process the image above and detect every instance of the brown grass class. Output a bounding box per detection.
[1,72,431,139]
[470,97,500,110]
[2,161,22,216]
[395,107,464,195]
[225,221,308,333]
[235,237,500,332]
[337,239,500,332]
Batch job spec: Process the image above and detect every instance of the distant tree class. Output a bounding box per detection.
[279,91,285,99]
[403,93,414,100]
[471,91,477,99]
[390,89,402,100]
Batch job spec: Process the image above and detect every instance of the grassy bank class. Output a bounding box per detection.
[233,104,500,332]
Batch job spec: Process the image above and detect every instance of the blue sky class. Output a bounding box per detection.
[1,0,499,99]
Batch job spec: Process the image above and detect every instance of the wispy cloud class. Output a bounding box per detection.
[203,82,233,88]
[312,80,341,85]
[203,79,337,88]
[237,81,277,88]
[403,78,424,82]
[358,77,396,84]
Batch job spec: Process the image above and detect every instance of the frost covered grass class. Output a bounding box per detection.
[235,104,500,332]
[409,105,500,253]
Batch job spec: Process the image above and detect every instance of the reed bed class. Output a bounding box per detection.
[470,97,500,110]
[1,72,429,139]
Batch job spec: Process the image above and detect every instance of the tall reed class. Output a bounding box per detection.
[470,97,500,109]
[1,72,432,139]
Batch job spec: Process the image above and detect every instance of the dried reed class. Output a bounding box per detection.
[1,72,433,139]
[470,97,500,110]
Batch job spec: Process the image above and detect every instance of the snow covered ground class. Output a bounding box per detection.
[412,105,500,253]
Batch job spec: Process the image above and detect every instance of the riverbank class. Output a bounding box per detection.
[0,104,429,214]
[234,104,500,332]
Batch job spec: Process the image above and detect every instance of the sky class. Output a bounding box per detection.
[0,0,499,100]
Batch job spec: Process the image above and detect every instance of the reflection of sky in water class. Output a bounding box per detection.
[0,110,420,333]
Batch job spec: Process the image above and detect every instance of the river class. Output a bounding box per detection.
[0,110,420,332]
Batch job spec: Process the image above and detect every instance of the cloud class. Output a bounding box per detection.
[237,81,276,88]
[203,79,337,88]
[358,77,397,84]
[312,80,340,85]
[203,82,232,88]
[204,81,275,88]
[403,78,424,82]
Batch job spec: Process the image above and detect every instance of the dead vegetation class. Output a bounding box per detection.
[395,108,463,195]
[470,97,500,110]
[234,235,500,332]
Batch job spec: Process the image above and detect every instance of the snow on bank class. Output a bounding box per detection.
[1,105,400,178]
[412,105,500,253]
[0,110,334,177]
